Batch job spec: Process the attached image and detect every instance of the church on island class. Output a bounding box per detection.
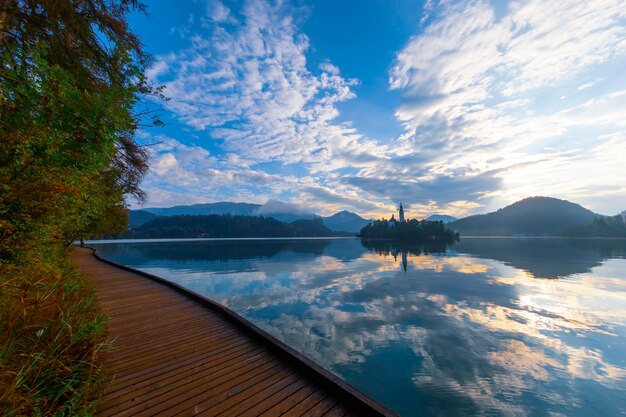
[389,203,406,227]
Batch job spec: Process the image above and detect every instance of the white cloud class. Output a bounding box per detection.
[319,62,340,75]
[149,0,383,169]
[152,153,179,176]
[140,0,626,217]
[205,0,231,23]
[388,0,626,213]
[137,135,393,215]
[254,199,312,215]
[139,0,410,215]
[145,59,169,80]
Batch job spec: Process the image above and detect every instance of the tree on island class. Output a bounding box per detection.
[358,218,459,242]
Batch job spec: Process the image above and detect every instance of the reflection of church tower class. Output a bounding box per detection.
[399,203,405,223]
[401,250,407,273]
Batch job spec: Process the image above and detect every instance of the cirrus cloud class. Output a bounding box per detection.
[388,0,626,213]
[137,0,626,218]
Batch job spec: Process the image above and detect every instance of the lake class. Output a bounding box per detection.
[89,237,626,417]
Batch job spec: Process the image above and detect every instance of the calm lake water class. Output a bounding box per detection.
[90,237,626,417]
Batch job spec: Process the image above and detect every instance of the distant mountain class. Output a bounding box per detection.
[118,214,336,239]
[322,211,371,233]
[262,212,318,223]
[134,200,368,233]
[139,201,318,223]
[142,202,260,217]
[254,200,315,219]
[448,197,596,236]
[427,214,457,223]
[128,210,158,228]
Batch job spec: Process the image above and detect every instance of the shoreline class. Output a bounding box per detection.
[83,235,626,245]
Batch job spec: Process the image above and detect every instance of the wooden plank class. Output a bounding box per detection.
[102,328,241,369]
[202,370,299,417]
[103,328,243,372]
[99,300,205,316]
[281,391,331,416]
[108,338,253,386]
[104,321,236,355]
[104,347,263,404]
[220,377,310,417]
[126,358,284,417]
[258,385,322,416]
[173,365,293,415]
[323,404,351,417]
[109,339,250,378]
[102,347,270,411]
[300,397,339,417]
[106,316,232,342]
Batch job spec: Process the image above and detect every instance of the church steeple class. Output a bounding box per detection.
[399,203,405,223]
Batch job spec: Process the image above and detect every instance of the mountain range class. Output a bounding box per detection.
[130,202,371,233]
[122,214,335,239]
[129,197,624,237]
[144,202,260,217]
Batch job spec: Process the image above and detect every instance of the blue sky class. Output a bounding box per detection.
[130,0,626,218]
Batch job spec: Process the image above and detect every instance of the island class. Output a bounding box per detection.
[358,204,459,242]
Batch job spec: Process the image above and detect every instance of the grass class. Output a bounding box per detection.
[0,250,109,416]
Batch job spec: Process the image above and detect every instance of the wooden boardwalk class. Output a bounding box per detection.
[72,248,396,417]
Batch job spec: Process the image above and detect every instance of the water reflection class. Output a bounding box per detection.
[92,238,626,417]
[455,237,626,279]
[360,240,450,272]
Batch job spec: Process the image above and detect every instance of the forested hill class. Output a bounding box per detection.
[563,215,626,237]
[322,211,371,233]
[128,210,157,228]
[448,197,596,236]
[117,214,338,239]
[129,203,370,233]
[427,215,457,223]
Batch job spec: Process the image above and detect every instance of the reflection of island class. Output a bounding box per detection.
[360,239,450,256]
[360,237,626,278]
[360,239,453,272]
[454,238,626,279]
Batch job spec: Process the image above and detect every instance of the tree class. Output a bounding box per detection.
[0,1,160,414]
[1,0,161,250]
[358,218,459,242]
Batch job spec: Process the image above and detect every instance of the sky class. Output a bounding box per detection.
[129,0,626,218]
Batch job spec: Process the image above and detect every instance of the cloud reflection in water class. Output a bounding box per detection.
[94,238,626,417]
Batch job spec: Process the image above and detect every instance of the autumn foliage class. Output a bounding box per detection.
[0,1,158,415]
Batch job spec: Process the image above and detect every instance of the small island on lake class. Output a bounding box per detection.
[358,204,459,242]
